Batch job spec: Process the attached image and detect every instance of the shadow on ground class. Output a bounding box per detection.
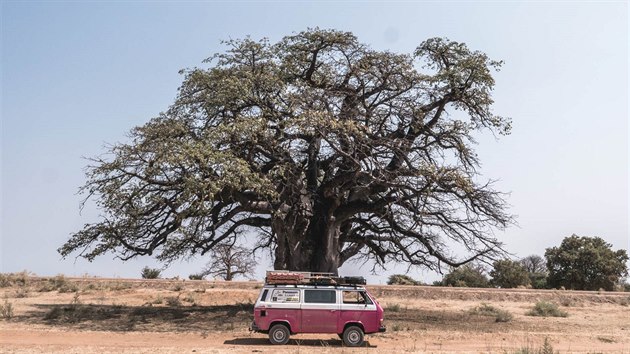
[17,303,253,332]
[224,337,375,348]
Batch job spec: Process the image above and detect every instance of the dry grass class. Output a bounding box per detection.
[0,274,629,353]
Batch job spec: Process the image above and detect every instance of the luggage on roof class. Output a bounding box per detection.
[265,271,366,286]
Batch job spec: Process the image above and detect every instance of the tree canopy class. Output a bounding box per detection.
[490,259,530,288]
[60,28,512,274]
[545,235,628,291]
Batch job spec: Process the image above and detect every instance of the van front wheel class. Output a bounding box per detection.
[268,324,290,345]
[342,326,364,347]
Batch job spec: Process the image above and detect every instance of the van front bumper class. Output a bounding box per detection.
[379,325,387,333]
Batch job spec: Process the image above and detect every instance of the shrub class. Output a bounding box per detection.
[386,303,402,312]
[468,303,513,322]
[490,259,530,288]
[526,301,568,317]
[387,274,421,285]
[441,264,490,288]
[0,297,14,320]
[141,267,161,279]
[165,296,181,307]
[188,273,204,280]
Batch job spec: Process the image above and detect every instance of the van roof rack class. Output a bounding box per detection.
[265,271,366,286]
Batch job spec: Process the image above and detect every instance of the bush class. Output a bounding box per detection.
[386,303,402,312]
[387,274,420,285]
[468,303,513,322]
[490,259,530,288]
[512,337,557,354]
[165,296,181,307]
[526,301,568,317]
[188,273,204,280]
[0,297,14,320]
[441,264,490,288]
[141,267,161,279]
[529,272,548,289]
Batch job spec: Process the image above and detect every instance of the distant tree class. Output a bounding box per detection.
[201,244,256,281]
[490,259,530,288]
[520,254,548,289]
[60,28,513,274]
[141,267,161,279]
[545,235,629,291]
[387,274,421,285]
[520,255,546,274]
[440,264,490,288]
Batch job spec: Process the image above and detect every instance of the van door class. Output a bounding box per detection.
[339,290,378,333]
[300,289,339,333]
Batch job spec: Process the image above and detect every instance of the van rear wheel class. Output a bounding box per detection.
[268,324,290,345]
[342,326,364,347]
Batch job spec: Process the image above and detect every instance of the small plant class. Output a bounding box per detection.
[391,323,402,331]
[182,293,196,304]
[152,295,164,304]
[0,297,14,320]
[526,301,568,317]
[165,296,181,307]
[172,284,183,292]
[141,267,161,279]
[14,286,29,298]
[469,303,513,322]
[386,303,401,312]
[511,337,557,354]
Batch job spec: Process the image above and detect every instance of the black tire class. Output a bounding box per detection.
[342,325,364,347]
[268,324,290,345]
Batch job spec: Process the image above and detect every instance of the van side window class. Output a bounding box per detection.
[260,289,269,302]
[342,291,373,304]
[270,289,300,303]
[304,289,336,303]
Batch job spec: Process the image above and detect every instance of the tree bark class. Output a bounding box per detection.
[272,197,342,274]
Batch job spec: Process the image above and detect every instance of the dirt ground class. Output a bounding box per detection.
[0,275,629,353]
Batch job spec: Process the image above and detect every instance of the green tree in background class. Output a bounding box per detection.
[490,259,530,288]
[60,28,512,274]
[545,235,628,291]
[520,254,548,289]
[440,264,490,288]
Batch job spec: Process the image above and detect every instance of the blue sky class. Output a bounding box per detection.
[1,1,628,283]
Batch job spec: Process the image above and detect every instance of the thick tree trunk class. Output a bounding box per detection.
[272,198,342,274]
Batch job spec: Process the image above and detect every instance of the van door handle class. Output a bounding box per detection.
[330,310,336,312]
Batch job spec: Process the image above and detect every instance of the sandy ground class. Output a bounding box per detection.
[0,276,629,353]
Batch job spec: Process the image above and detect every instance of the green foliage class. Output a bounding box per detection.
[512,338,557,354]
[526,301,568,318]
[387,274,421,285]
[440,264,490,288]
[188,273,204,280]
[528,272,548,289]
[468,303,513,322]
[60,29,512,273]
[490,259,530,288]
[141,267,162,279]
[545,235,629,291]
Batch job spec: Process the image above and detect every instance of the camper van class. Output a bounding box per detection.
[250,271,386,347]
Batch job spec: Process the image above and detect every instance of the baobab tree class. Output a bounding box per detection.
[61,28,513,274]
